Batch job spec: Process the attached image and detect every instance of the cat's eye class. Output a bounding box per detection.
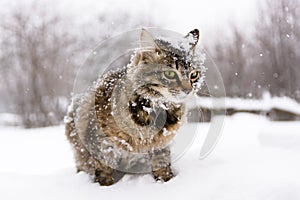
[190,71,200,80]
[163,71,177,79]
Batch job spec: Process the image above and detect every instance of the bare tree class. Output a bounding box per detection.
[254,0,300,98]
[0,5,78,127]
[207,0,300,100]
[0,3,160,128]
[207,24,252,97]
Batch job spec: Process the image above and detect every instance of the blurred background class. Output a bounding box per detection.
[0,0,299,128]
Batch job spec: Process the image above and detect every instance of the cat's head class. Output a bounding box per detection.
[128,28,204,101]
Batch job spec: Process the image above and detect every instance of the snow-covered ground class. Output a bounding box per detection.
[188,93,300,116]
[1,114,300,200]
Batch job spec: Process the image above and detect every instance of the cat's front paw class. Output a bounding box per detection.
[152,166,174,182]
[94,169,115,186]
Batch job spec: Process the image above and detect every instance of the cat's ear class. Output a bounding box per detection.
[140,28,160,51]
[185,29,200,52]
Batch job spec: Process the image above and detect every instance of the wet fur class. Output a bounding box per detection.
[65,29,200,185]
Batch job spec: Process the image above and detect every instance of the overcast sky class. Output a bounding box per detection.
[0,0,258,38]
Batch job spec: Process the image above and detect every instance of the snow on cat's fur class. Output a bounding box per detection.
[65,29,205,186]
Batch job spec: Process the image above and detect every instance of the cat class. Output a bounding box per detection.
[65,28,204,186]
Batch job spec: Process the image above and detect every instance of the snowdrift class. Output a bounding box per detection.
[1,114,300,200]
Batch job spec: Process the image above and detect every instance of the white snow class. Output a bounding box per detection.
[0,114,300,200]
[188,92,300,115]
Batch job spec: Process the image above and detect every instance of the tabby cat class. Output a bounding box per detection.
[65,28,203,186]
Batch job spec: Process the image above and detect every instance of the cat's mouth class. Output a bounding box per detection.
[175,91,192,99]
[167,88,193,102]
[143,84,192,102]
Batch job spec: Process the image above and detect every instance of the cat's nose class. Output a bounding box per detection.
[183,88,192,94]
[182,82,192,94]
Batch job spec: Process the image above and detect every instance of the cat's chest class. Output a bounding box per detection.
[94,69,184,152]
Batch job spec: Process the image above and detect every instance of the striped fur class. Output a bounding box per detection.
[65,29,200,185]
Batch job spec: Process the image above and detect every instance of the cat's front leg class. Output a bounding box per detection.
[151,147,174,182]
